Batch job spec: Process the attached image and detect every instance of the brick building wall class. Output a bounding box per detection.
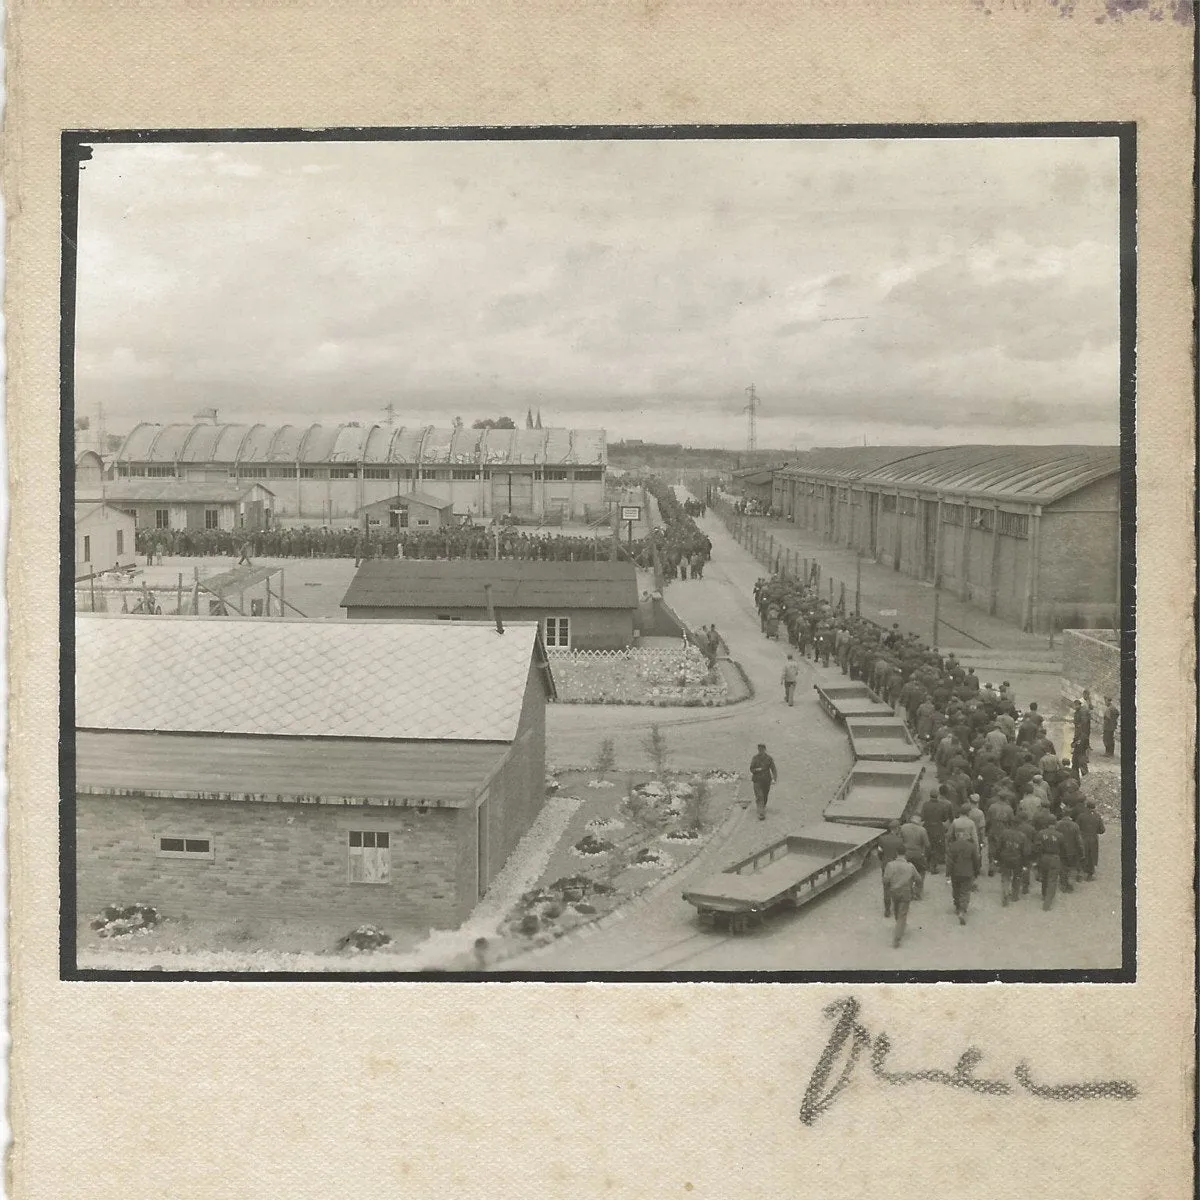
[76,793,469,930]
[1060,628,1121,705]
[1036,477,1120,630]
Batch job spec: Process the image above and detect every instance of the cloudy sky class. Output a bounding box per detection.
[74,134,1121,448]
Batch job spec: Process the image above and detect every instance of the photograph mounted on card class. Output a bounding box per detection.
[61,124,1134,982]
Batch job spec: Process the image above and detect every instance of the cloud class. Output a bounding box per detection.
[72,136,1121,447]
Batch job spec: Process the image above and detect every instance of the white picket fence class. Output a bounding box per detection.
[547,644,693,663]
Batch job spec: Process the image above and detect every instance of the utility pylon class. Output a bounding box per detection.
[743,384,760,452]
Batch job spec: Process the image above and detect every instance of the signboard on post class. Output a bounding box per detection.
[619,505,641,522]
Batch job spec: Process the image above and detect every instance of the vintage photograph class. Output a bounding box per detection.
[65,129,1129,977]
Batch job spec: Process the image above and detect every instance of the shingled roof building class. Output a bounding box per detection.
[771,445,1120,632]
[110,422,607,524]
[74,615,556,933]
[342,559,640,650]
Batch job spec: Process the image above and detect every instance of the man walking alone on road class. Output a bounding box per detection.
[945,828,979,925]
[781,655,800,706]
[877,821,905,918]
[749,743,778,821]
[883,847,919,948]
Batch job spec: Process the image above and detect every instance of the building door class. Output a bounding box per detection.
[476,791,490,900]
[922,500,939,580]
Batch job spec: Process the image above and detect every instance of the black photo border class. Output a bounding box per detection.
[59,122,1138,983]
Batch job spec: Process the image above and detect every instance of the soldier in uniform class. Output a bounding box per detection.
[945,828,980,924]
[1055,810,1084,893]
[996,821,1032,906]
[877,821,905,918]
[882,847,920,948]
[1101,697,1120,757]
[1034,823,1064,911]
[748,743,778,821]
[1076,799,1106,880]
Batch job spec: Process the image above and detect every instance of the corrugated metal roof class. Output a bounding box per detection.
[420,427,455,463]
[210,425,253,462]
[362,425,396,463]
[342,560,638,611]
[76,481,274,504]
[860,445,1120,503]
[76,730,507,806]
[76,615,549,742]
[328,424,371,462]
[239,424,278,461]
[774,445,1118,502]
[120,423,607,466]
[176,423,226,462]
[777,447,938,481]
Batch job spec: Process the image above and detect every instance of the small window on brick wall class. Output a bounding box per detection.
[348,830,391,884]
[158,835,214,859]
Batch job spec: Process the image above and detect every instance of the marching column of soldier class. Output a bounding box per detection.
[748,566,1116,949]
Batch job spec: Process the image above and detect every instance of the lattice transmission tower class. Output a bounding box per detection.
[743,383,760,452]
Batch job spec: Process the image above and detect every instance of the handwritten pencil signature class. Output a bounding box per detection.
[801,996,1138,1126]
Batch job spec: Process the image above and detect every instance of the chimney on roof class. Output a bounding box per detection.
[484,583,504,634]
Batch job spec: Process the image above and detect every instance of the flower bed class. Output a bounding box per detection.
[492,768,742,957]
[91,903,160,938]
[549,645,728,706]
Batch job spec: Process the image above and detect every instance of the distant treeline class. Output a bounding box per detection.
[608,443,793,471]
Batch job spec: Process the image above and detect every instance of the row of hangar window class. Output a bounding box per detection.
[779,483,1029,539]
[115,465,604,482]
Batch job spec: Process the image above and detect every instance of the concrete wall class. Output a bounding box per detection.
[770,472,1119,633]
[1060,628,1121,705]
[345,605,636,650]
[76,793,468,930]
[1036,477,1120,630]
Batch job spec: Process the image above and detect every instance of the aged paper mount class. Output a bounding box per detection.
[6,2,1196,1197]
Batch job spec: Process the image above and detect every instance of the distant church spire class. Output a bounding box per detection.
[535,409,543,429]
[526,407,534,429]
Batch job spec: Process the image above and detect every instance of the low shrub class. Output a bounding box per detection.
[90,903,160,938]
[337,925,393,952]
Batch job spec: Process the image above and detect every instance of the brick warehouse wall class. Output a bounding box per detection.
[76,794,469,930]
[1036,477,1120,631]
[1061,628,1121,705]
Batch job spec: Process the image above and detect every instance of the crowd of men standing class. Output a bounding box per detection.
[751,568,1118,949]
[133,484,712,574]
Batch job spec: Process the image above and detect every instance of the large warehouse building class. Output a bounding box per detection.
[771,445,1120,633]
[110,422,608,524]
[75,615,556,930]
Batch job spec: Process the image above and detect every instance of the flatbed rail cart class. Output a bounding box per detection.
[813,680,895,722]
[844,716,922,762]
[682,762,925,933]
[682,822,885,934]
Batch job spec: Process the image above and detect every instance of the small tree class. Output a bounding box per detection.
[594,736,617,776]
[642,723,669,778]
